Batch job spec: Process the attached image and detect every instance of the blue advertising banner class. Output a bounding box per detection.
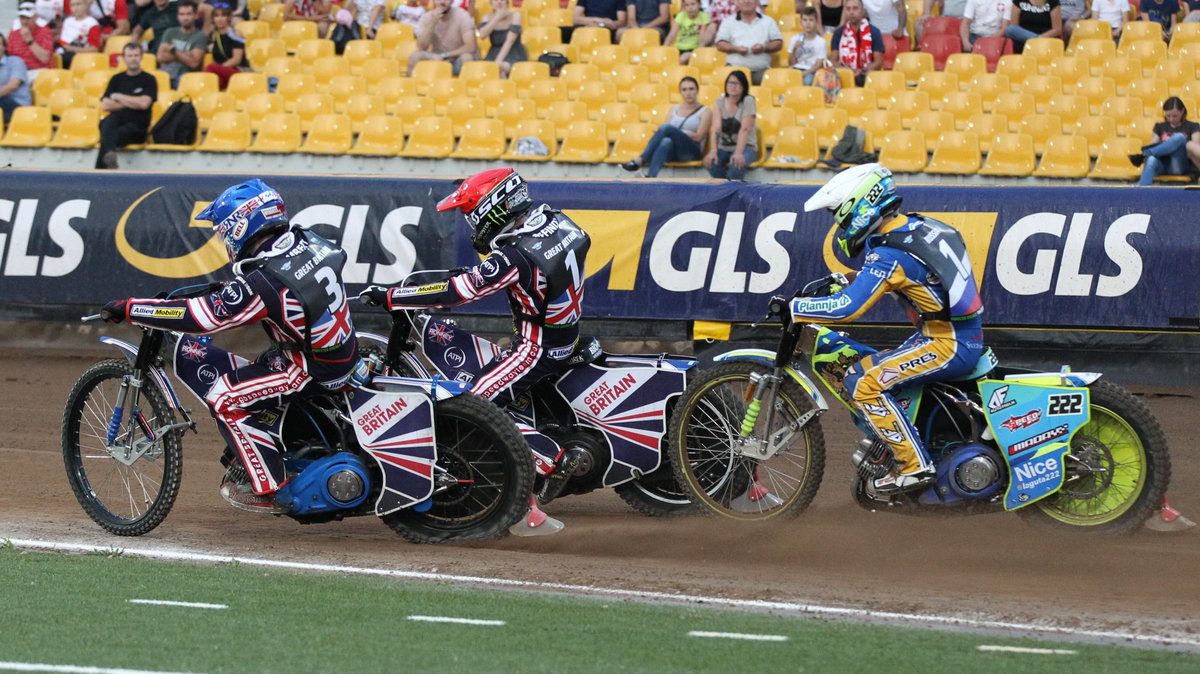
[0,171,1194,329]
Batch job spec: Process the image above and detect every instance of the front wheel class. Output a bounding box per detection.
[1018,379,1171,535]
[667,361,826,521]
[614,463,698,517]
[62,359,183,536]
[382,393,534,543]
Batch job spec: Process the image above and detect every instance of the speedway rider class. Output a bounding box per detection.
[100,180,363,512]
[359,167,590,533]
[778,163,985,494]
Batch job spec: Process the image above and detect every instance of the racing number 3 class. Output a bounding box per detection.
[315,267,345,310]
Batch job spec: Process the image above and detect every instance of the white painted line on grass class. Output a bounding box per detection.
[6,537,1199,652]
[688,631,788,642]
[408,615,505,626]
[978,645,1078,655]
[128,599,227,610]
[0,661,201,674]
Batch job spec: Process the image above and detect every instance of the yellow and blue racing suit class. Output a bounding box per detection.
[789,215,984,474]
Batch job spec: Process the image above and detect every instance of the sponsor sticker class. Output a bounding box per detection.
[454,371,475,384]
[198,364,219,384]
[547,344,573,360]
[130,306,155,318]
[480,257,501,277]
[180,340,207,362]
[444,347,466,369]
[221,282,244,304]
[987,385,1016,413]
[428,323,455,346]
[793,295,853,314]
[1008,424,1069,455]
[1000,409,1042,432]
[152,307,185,318]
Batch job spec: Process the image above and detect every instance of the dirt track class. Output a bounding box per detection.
[2,345,1198,644]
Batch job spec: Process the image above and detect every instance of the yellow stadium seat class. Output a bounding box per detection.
[1050,56,1089,89]
[492,97,537,135]
[890,90,931,129]
[778,86,826,120]
[926,130,981,174]
[47,107,100,148]
[194,91,237,130]
[242,92,288,129]
[348,114,403,156]
[991,92,1035,131]
[893,51,934,86]
[1073,114,1116,157]
[1119,38,1167,72]
[941,91,982,129]
[69,53,110,79]
[1126,78,1169,112]
[390,94,435,125]
[1088,136,1141,180]
[833,87,877,118]
[878,130,928,173]
[375,76,419,107]
[1023,74,1062,113]
[459,59,500,86]
[226,72,269,106]
[500,119,557,161]
[1023,38,1064,73]
[640,45,681,73]
[1120,116,1156,140]
[944,53,986,82]
[968,72,1010,111]
[1072,38,1116,69]
[556,120,610,162]
[611,64,652,101]
[249,111,302,152]
[1018,113,1064,153]
[424,78,466,112]
[261,55,302,79]
[595,101,643,141]
[292,92,335,131]
[257,3,285,31]
[301,113,353,154]
[1074,75,1117,114]
[575,80,618,113]
[510,60,551,94]
[604,121,655,164]
[1033,134,1090,178]
[995,54,1035,85]
[31,69,73,106]
[397,116,455,157]
[521,25,559,55]
[77,69,111,105]
[441,95,487,136]
[103,34,132,54]
[570,26,612,55]
[620,27,662,55]
[0,107,52,146]
[374,22,415,54]
[965,112,1009,152]
[708,65,752,91]
[342,93,385,132]
[859,109,902,143]
[198,111,252,151]
[1172,21,1200,46]
[361,58,401,92]
[626,81,670,113]
[328,75,368,106]
[544,100,590,140]
[279,21,319,54]
[526,6,570,28]
[1101,95,1145,130]
[274,72,316,108]
[689,46,724,77]
[234,20,269,42]
[980,132,1036,176]
[916,71,959,109]
[411,59,453,84]
[588,44,630,71]
[311,55,352,86]
[343,40,382,74]
[140,53,158,71]
[1067,19,1112,52]
[863,70,906,106]
[46,88,88,119]
[1120,20,1165,45]
[246,39,287,68]
[809,107,849,148]
[1103,56,1143,95]
[1045,93,1089,127]
[560,62,600,93]
[527,77,570,108]
[761,126,819,168]
[1153,58,1198,93]
[450,118,507,159]
[759,67,800,93]
[758,106,797,145]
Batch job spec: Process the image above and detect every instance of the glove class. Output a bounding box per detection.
[801,273,849,298]
[358,285,389,307]
[99,299,129,324]
[767,295,790,318]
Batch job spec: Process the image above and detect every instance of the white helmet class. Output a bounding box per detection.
[804,163,902,257]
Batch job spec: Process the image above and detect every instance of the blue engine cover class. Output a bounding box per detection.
[919,442,1005,506]
[275,453,370,516]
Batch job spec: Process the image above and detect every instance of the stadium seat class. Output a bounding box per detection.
[575,80,618,114]
[893,51,934,86]
[619,27,662,56]
[604,121,655,164]
[878,130,928,173]
[919,34,962,71]
[450,118,507,159]
[610,64,652,101]
[0,107,52,146]
[555,120,611,163]
[310,55,351,85]
[544,100,590,140]
[991,92,1035,131]
[596,102,643,141]
[971,36,1013,73]
[31,69,72,106]
[342,40,382,74]
[476,80,517,114]
[293,92,335,131]
[226,72,269,107]
[411,59,453,84]
[374,22,415,55]
[527,77,570,108]
[509,60,551,95]
[500,119,557,161]
[863,71,906,106]
[233,19,269,42]
[689,47,725,78]
[588,44,630,71]
[242,92,288,129]
[757,107,797,145]
[833,87,877,119]
[1119,39,1167,72]
[943,53,985,83]
[442,96,488,136]
[995,54,1035,85]
[390,94,436,126]
[300,113,353,154]
[256,3,285,31]
[917,71,960,109]
[891,90,932,129]
[1074,76,1117,115]
[328,75,368,108]
[76,69,110,105]
[941,91,982,130]
[1067,19,1112,52]
[1102,56,1142,94]
[1022,38,1064,73]
[261,55,302,79]
[525,6,569,28]
[653,64,702,91]
[198,111,252,151]
[459,59,501,87]
[69,53,109,79]
[910,110,955,148]
[560,63,601,95]
[1033,135,1090,178]
[1088,136,1141,180]
[1153,58,1198,94]
[103,34,132,55]
[1023,74,1063,113]
[397,116,455,157]
[348,114,403,156]
[980,132,1036,176]
[275,73,318,109]
[361,58,401,92]
[1045,93,1089,127]
[1073,114,1117,157]
[46,88,88,119]
[1101,96,1146,131]
[965,112,1009,152]
[1126,78,1169,112]
[926,130,981,174]
[342,93,385,132]
[492,98,537,136]
[1119,20,1165,45]
[47,107,99,148]
[859,109,903,143]
[521,26,559,55]
[249,111,302,152]
[194,91,237,130]
[1018,113,1064,153]
[778,86,826,119]
[1049,56,1089,89]
[880,32,909,70]
[968,72,1011,112]
[245,39,287,68]
[570,26,612,57]
[809,107,850,148]
[640,46,681,74]
[279,21,318,54]
[626,81,671,115]
[1072,38,1116,69]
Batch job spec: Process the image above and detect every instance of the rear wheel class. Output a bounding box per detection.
[382,393,533,543]
[62,359,183,536]
[667,361,826,521]
[1018,379,1171,535]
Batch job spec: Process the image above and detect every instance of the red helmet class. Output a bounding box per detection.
[437,168,533,254]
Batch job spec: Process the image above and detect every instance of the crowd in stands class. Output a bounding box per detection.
[2,0,1200,183]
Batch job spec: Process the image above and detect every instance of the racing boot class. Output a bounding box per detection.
[872,467,936,495]
[219,448,288,514]
[509,495,565,537]
[535,447,586,505]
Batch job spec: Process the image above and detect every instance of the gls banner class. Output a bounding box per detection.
[0,171,1193,329]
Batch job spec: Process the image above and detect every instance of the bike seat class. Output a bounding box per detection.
[950,347,998,381]
[567,336,604,368]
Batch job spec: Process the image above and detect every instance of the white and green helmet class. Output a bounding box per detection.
[804,163,902,258]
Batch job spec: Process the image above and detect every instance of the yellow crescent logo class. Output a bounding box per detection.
[821,223,854,276]
[115,188,227,278]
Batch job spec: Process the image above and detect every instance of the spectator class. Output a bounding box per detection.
[284,0,333,39]
[806,0,844,33]
[831,0,882,86]
[1139,0,1179,40]
[330,8,363,54]
[392,0,427,31]
[408,0,476,75]
[71,0,131,38]
[620,76,712,176]
[1186,0,1200,24]
[97,42,156,169]
[714,0,782,85]
[1058,0,1088,41]
[0,34,31,124]
[1004,0,1062,52]
[8,2,55,78]
[479,0,525,78]
[704,69,757,180]
[620,0,670,41]
[788,6,826,84]
[157,0,207,88]
[961,0,1008,47]
[1090,0,1127,37]
[1132,97,1200,184]
[204,5,243,89]
[132,0,179,53]
[571,0,627,40]
[665,0,711,64]
[349,0,386,38]
[17,0,62,29]
[862,0,907,39]
[57,0,102,69]
[917,0,967,41]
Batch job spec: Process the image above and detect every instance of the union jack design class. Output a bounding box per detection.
[311,305,353,351]
[545,283,585,326]
[428,322,455,346]
[180,340,208,362]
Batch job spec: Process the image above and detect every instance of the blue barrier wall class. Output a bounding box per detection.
[0,171,1195,329]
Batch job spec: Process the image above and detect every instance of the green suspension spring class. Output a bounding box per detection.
[740,398,761,437]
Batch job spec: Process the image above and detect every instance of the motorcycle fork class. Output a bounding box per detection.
[739,371,782,456]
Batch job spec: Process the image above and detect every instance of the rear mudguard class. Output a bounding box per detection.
[99,336,186,412]
[713,348,830,411]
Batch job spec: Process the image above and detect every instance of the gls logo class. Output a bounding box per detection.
[995,212,1149,298]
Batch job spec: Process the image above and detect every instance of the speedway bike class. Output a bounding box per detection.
[62,285,534,543]
[666,288,1171,535]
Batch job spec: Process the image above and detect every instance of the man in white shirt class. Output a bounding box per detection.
[714,0,782,84]
[959,0,1008,48]
[862,0,907,37]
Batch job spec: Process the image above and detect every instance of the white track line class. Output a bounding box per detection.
[688,631,788,642]
[407,616,505,626]
[978,645,1078,655]
[0,662,199,674]
[7,537,1200,651]
[128,599,227,610]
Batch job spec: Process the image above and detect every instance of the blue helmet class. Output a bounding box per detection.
[803,163,902,258]
[198,179,289,261]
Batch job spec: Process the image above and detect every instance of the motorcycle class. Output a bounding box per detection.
[359,307,700,516]
[666,291,1172,535]
[62,286,534,543]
